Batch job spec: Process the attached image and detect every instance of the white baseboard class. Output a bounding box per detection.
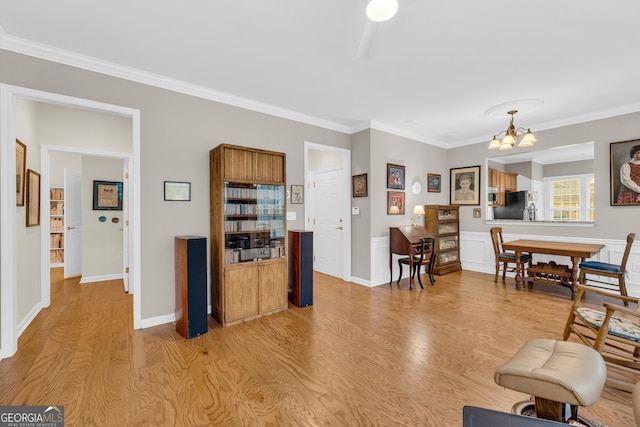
[17,302,42,337]
[139,305,213,330]
[79,273,124,284]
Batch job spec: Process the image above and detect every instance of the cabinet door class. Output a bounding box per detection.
[225,265,259,322]
[223,147,254,181]
[259,260,287,313]
[505,173,517,191]
[255,152,285,183]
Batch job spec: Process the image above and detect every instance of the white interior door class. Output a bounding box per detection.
[312,168,344,277]
[64,168,82,279]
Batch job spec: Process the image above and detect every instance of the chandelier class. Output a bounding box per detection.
[488,110,537,150]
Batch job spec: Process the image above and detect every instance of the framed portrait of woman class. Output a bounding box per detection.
[610,139,640,206]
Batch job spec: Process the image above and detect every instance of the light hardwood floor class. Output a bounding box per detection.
[0,268,635,426]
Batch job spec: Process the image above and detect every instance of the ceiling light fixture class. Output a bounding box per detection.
[488,110,537,150]
[366,0,398,22]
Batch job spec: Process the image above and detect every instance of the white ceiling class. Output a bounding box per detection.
[1,1,639,148]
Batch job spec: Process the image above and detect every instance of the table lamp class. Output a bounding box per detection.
[412,205,425,226]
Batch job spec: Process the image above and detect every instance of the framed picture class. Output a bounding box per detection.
[387,163,405,190]
[16,139,27,206]
[427,173,441,193]
[26,169,40,227]
[93,180,123,210]
[352,173,368,198]
[291,184,304,204]
[164,181,191,201]
[450,165,480,205]
[473,208,481,218]
[610,139,640,205]
[387,191,405,215]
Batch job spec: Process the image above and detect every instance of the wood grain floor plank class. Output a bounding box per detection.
[0,268,636,426]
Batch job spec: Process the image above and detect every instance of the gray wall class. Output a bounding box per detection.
[1,49,351,322]
[351,129,371,280]
[448,112,640,238]
[544,159,594,177]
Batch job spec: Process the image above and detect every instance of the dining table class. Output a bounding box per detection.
[501,239,605,299]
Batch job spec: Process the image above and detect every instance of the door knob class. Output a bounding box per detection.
[67,226,76,230]
[336,226,343,230]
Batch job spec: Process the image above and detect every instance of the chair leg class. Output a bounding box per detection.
[620,276,629,307]
[396,260,403,284]
[494,261,500,283]
[414,264,424,289]
[502,262,507,281]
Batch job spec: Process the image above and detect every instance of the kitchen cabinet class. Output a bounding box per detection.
[488,168,517,206]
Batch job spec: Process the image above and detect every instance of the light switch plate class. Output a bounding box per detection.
[287,211,296,221]
[352,207,360,215]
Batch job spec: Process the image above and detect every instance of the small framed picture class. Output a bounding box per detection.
[352,173,368,198]
[93,180,123,210]
[450,165,480,206]
[291,184,304,204]
[387,191,405,215]
[16,139,27,206]
[387,163,405,190]
[26,169,40,227]
[164,181,191,201]
[473,208,481,218]
[610,139,640,205]
[427,173,441,193]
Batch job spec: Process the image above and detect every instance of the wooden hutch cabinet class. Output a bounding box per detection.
[424,205,461,275]
[210,144,287,327]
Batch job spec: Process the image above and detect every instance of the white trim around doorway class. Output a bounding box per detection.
[0,84,141,360]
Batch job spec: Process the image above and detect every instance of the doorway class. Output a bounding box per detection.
[304,142,351,281]
[0,84,141,360]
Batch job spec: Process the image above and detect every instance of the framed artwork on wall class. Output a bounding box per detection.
[352,173,368,197]
[387,191,405,215]
[610,138,640,206]
[450,165,480,205]
[16,139,27,206]
[427,173,441,193]
[387,163,405,190]
[291,184,304,204]
[93,180,123,210]
[164,181,191,201]
[26,169,40,227]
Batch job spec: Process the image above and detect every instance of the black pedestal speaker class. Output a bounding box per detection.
[288,230,313,307]
[175,236,208,338]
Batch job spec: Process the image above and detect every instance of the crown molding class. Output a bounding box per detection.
[368,121,448,148]
[0,34,354,134]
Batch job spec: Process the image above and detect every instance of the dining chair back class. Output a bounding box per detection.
[578,233,635,305]
[396,237,436,290]
[490,227,532,282]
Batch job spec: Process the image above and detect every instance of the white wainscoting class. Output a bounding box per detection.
[367,232,640,296]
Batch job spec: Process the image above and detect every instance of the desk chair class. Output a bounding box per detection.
[490,227,532,282]
[396,237,436,290]
[578,232,635,306]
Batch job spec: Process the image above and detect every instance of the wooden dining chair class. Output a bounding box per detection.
[396,237,436,290]
[490,227,532,282]
[578,233,635,306]
[563,284,640,391]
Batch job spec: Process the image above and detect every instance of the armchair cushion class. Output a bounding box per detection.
[579,261,623,274]
[575,307,640,342]
[499,252,532,261]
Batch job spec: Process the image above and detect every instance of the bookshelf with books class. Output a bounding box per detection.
[50,187,65,266]
[210,144,287,327]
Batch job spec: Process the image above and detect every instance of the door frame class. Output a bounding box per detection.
[0,84,141,360]
[303,141,351,281]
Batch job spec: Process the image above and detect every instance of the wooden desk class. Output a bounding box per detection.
[502,239,605,298]
[389,226,432,289]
